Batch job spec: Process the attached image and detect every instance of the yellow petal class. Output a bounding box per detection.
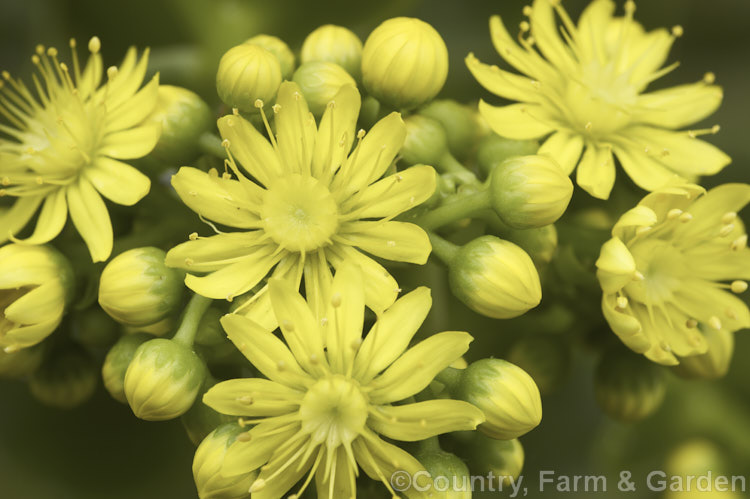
[252,432,316,499]
[530,0,576,72]
[341,165,436,219]
[612,205,658,242]
[465,53,539,103]
[217,114,282,187]
[576,144,615,199]
[489,15,553,81]
[303,251,332,321]
[575,0,616,63]
[478,101,554,140]
[106,74,160,133]
[66,179,113,262]
[314,447,356,499]
[369,400,484,441]
[611,141,682,192]
[635,83,723,129]
[601,294,649,353]
[99,121,161,159]
[9,189,66,245]
[538,131,583,175]
[1,317,60,351]
[0,196,43,244]
[674,183,750,242]
[220,313,310,389]
[203,378,302,417]
[274,81,317,175]
[367,331,473,404]
[326,245,398,314]
[222,421,297,477]
[166,231,269,273]
[322,262,364,373]
[595,237,636,294]
[85,157,150,206]
[340,221,431,265]
[311,84,360,179]
[104,47,150,109]
[4,281,65,324]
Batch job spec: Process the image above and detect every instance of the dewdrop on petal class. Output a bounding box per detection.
[594,347,667,422]
[467,434,524,488]
[292,61,356,118]
[489,155,574,229]
[101,333,152,404]
[98,247,184,327]
[29,346,98,409]
[301,24,363,79]
[193,423,258,499]
[455,358,542,440]
[245,34,295,79]
[216,44,282,112]
[123,338,208,421]
[147,85,213,164]
[448,236,542,319]
[362,17,448,109]
[414,448,471,499]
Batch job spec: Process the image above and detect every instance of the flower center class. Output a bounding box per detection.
[625,239,685,305]
[299,375,368,448]
[261,174,339,252]
[563,61,637,137]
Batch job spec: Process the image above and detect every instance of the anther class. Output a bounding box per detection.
[272,104,281,114]
[726,308,737,320]
[184,257,194,266]
[88,36,101,53]
[386,240,396,247]
[667,208,683,220]
[624,0,636,14]
[671,25,684,37]
[357,129,366,139]
[659,341,671,353]
[719,224,734,237]
[107,66,118,79]
[703,72,716,84]
[722,212,737,225]
[635,226,651,236]
[522,5,532,16]
[231,107,239,116]
[331,293,342,308]
[222,171,232,180]
[281,319,294,331]
[1,177,9,186]
[708,316,722,330]
[519,21,530,32]
[320,317,328,327]
[711,124,720,134]
[633,271,645,281]
[249,479,267,493]
[731,280,747,294]
[226,294,234,302]
[236,431,252,442]
[47,47,58,57]
[69,38,77,48]
[616,296,628,310]
[254,99,264,109]
[221,139,231,148]
[189,232,198,240]
[685,319,698,329]
[678,212,693,223]
[730,235,747,251]
[584,121,592,131]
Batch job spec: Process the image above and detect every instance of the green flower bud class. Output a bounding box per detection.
[193,423,257,499]
[505,224,558,267]
[148,85,213,164]
[467,434,524,487]
[594,348,667,422]
[99,247,184,327]
[420,100,481,161]
[449,236,541,319]
[0,244,74,353]
[244,34,295,79]
[194,307,226,348]
[455,359,542,440]
[401,115,449,166]
[292,61,356,118]
[489,155,573,229]
[124,338,207,421]
[0,343,44,378]
[70,306,120,349]
[507,335,571,395]
[182,380,234,446]
[414,448,471,499]
[28,346,97,409]
[477,134,539,177]
[673,328,734,380]
[301,24,363,80]
[216,44,282,112]
[101,333,152,403]
[362,17,448,110]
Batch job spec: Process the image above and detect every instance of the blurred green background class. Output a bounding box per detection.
[1,0,749,497]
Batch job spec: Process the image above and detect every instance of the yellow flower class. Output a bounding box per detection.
[467,0,730,199]
[0,37,160,262]
[202,264,484,499]
[166,82,435,327]
[596,183,750,365]
[0,244,73,352]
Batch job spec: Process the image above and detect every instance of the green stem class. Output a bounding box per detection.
[418,436,442,453]
[427,232,460,265]
[434,367,462,394]
[438,152,478,185]
[416,189,490,231]
[172,293,213,347]
[198,132,226,160]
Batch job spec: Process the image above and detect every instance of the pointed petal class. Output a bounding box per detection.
[252,433,315,499]
[1,317,60,350]
[0,196,43,243]
[489,15,553,81]
[612,140,681,192]
[315,447,356,499]
[367,332,473,404]
[275,81,317,175]
[217,114,283,187]
[369,400,484,441]
[5,281,65,324]
[311,84,360,178]
[576,144,615,199]
[99,121,161,160]
[304,251,333,321]
[538,131,584,175]
[9,189,66,245]
[596,237,637,293]
[67,179,113,262]
[601,294,651,354]
[326,245,398,314]
[105,74,159,133]
[341,165,436,219]
[340,221,431,264]
[166,231,268,272]
[322,262,364,373]
[674,183,750,242]
[85,156,150,206]
[478,101,554,140]
[203,378,302,417]
[530,0,576,72]
[222,422,297,476]
[635,83,723,129]
[353,432,428,499]
[465,53,540,103]
[105,48,150,108]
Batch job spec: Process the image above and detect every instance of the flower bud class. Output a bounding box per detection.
[362,17,448,109]
[507,334,571,395]
[70,306,120,349]
[292,61,356,118]
[0,344,44,378]
[489,155,573,229]
[455,358,542,440]
[193,423,257,499]
[449,236,541,319]
[467,435,524,487]
[673,328,734,380]
[414,449,471,499]
[401,115,449,166]
[148,85,213,164]
[0,244,74,352]
[216,44,282,112]
[124,338,207,420]
[301,24,363,80]
[182,379,234,446]
[477,134,539,177]
[28,346,97,409]
[594,347,667,422]
[420,100,481,161]
[244,34,295,79]
[504,224,558,267]
[101,333,152,403]
[99,247,184,327]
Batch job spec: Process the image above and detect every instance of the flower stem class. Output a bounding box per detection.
[435,366,462,394]
[428,232,460,265]
[438,152,478,185]
[172,293,213,347]
[198,132,226,159]
[417,188,490,231]
[418,436,442,453]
